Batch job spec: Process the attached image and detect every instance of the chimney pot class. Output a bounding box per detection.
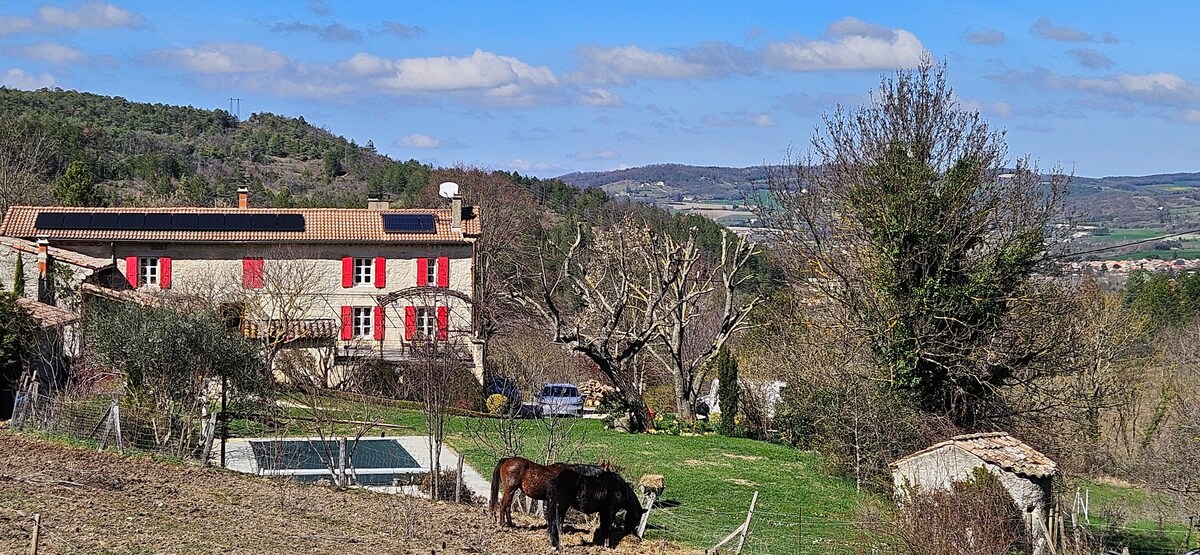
[237,186,249,209]
[367,193,390,210]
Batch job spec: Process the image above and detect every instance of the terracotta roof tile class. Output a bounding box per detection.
[1,206,481,244]
[0,236,113,271]
[15,297,79,328]
[892,432,1057,478]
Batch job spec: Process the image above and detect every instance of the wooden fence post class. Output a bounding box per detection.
[111,403,123,454]
[734,491,759,555]
[337,438,347,488]
[454,455,463,503]
[29,513,41,555]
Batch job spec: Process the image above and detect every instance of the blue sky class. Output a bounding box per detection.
[2,1,1198,178]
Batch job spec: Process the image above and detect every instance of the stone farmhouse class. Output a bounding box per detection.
[0,187,484,406]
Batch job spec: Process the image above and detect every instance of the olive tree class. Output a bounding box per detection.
[759,58,1069,424]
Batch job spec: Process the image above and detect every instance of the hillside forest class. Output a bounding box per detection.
[1,59,1199,555]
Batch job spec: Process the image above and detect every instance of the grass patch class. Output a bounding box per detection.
[249,397,866,552]
[1068,479,1197,554]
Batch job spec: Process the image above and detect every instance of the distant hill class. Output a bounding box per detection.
[558,165,1200,228]
[0,87,432,209]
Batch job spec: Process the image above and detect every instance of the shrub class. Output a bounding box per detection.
[886,469,1030,555]
[485,394,509,415]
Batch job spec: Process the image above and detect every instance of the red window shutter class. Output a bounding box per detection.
[437,256,450,288]
[436,306,449,340]
[373,306,385,340]
[125,256,138,288]
[374,257,386,289]
[340,306,353,340]
[243,258,264,289]
[405,306,416,340]
[160,257,172,289]
[416,257,428,286]
[341,257,353,288]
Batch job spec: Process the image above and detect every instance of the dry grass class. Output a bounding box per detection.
[0,431,698,554]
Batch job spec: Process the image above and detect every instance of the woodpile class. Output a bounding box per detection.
[578,380,614,407]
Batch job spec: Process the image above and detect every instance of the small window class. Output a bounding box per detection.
[425,258,437,286]
[139,257,160,286]
[352,307,373,338]
[353,258,374,286]
[416,306,436,338]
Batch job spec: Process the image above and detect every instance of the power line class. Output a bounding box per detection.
[1054,227,1200,260]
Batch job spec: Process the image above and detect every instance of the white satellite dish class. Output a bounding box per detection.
[439,181,460,198]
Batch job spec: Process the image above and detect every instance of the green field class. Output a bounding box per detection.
[1069,479,1197,553]
[252,399,866,553]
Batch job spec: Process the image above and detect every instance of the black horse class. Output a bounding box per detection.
[545,469,646,549]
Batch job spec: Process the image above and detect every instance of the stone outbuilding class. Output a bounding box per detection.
[890,432,1057,534]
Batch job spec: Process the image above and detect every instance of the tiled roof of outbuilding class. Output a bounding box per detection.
[0,206,481,244]
[15,297,79,329]
[891,432,1058,478]
[0,236,113,270]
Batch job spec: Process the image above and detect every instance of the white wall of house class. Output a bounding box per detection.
[42,240,480,377]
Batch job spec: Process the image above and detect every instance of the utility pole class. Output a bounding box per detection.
[227,97,242,119]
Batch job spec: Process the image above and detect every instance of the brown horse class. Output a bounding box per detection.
[489,456,609,527]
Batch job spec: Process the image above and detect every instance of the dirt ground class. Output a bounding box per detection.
[0,431,696,554]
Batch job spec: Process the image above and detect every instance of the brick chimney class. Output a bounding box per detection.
[237,186,249,209]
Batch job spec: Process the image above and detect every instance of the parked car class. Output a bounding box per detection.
[535,383,584,417]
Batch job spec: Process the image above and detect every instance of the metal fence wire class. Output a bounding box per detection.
[11,392,215,461]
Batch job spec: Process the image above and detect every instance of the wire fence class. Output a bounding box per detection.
[11,391,216,462]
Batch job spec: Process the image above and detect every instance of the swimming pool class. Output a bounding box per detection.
[249,438,421,486]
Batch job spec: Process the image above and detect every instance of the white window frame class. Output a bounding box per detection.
[352,257,374,286]
[415,306,436,339]
[139,257,160,287]
[425,257,437,286]
[351,307,373,339]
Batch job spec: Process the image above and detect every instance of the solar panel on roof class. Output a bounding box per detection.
[225,213,252,231]
[29,211,307,233]
[143,213,172,230]
[276,213,305,231]
[381,213,436,233]
[61,213,92,228]
[34,213,65,229]
[90,213,118,230]
[116,213,145,230]
[195,214,225,230]
[171,213,198,230]
[250,214,276,230]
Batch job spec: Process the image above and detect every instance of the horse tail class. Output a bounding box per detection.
[489,458,503,514]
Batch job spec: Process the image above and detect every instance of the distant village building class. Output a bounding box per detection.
[891,432,1057,541]
[0,188,484,410]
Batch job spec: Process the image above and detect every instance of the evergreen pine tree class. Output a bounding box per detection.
[12,254,25,297]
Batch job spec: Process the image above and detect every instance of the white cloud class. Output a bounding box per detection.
[574,42,755,85]
[38,1,144,30]
[0,15,35,35]
[702,110,778,127]
[1184,110,1200,123]
[1068,48,1115,70]
[577,87,623,107]
[271,21,360,42]
[570,149,620,160]
[380,21,424,39]
[989,68,1200,120]
[763,18,924,71]
[9,42,88,65]
[397,134,441,148]
[368,49,557,93]
[2,68,56,89]
[144,42,290,74]
[506,159,565,173]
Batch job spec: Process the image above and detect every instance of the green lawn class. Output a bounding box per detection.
[254,399,866,553]
[1068,479,1197,554]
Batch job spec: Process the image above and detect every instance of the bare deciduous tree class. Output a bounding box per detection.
[510,218,693,432]
[648,229,763,420]
[0,116,52,212]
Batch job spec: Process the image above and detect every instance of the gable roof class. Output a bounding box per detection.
[0,206,481,244]
[16,297,80,329]
[891,432,1057,478]
[0,236,113,271]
